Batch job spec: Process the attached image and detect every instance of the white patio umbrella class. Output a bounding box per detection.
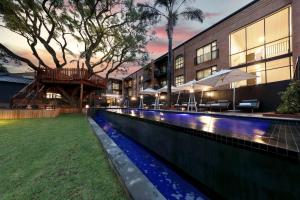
[197,69,257,110]
[176,80,210,111]
[140,88,158,95]
[157,85,179,93]
[139,88,160,109]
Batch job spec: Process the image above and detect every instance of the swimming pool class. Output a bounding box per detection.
[95,108,300,199]
[94,115,209,200]
[106,108,300,154]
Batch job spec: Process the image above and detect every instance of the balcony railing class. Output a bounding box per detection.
[194,49,219,65]
[265,39,290,59]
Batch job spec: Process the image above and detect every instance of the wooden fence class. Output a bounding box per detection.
[0,108,82,120]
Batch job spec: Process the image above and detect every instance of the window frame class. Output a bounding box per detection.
[196,41,218,65]
[175,75,184,86]
[175,55,184,70]
[229,6,292,67]
[196,65,217,80]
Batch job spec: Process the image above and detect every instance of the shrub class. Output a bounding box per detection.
[277,81,300,114]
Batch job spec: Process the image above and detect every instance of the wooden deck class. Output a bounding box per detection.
[37,68,106,88]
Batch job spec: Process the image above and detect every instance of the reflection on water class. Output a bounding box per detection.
[108,109,271,145]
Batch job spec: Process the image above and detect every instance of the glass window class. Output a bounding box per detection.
[267,67,291,83]
[246,20,264,49]
[246,63,266,85]
[196,41,218,64]
[46,92,62,99]
[112,83,119,90]
[230,29,246,55]
[246,46,265,63]
[234,67,247,88]
[231,52,246,67]
[234,57,292,87]
[266,57,291,83]
[265,8,289,43]
[175,75,184,86]
[230,6,292,67]
[175,56,184,69]
[196,66,217,80]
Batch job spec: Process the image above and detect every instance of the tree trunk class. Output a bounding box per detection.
[167,25,174,108]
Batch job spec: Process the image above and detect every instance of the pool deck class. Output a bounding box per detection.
[103,108,300,160]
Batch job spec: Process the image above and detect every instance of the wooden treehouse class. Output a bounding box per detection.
[11,68,107,109]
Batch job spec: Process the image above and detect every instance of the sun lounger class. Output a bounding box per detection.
[210,100,231,112]
[236,99,260,112]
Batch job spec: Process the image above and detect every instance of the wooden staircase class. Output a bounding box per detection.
[10,80,45,109]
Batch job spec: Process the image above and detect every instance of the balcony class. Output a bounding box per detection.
[194,49,219,65]
[154,67,167,78]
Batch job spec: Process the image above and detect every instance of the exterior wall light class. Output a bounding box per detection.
[160,95,166,100]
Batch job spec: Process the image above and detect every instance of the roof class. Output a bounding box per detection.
[0,74,33,84]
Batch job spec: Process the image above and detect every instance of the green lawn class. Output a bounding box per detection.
[0,114,127,200]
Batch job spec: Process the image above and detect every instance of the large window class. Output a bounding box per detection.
[235,57,293,87]
[175,56,184,69]
[230,6,292,67]
[46,92,62,99]
[196,41,218,64]
[196,66,217,80]
[112,83,120,90]
[175,75,184,86]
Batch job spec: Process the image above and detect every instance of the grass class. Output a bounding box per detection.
[0,114,127,200]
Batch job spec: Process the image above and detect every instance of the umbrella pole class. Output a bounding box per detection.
[139,97,144,109]
[200,90,204,104]
[158,94,160,110]
[176,91,181,105]
[233,82,236,111]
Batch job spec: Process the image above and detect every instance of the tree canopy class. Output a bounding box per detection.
[0,0,149,78]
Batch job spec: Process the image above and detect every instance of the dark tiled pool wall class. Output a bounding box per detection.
[99,110,300,200]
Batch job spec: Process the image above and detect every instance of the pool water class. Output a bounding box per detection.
[108,109,271,143]
[94,115,209,200]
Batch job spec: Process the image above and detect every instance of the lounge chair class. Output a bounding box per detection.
[236,99,260,112]
[210,100,231,112]
[199,101,215,110]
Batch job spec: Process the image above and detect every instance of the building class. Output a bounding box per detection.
[122,0,300,111]
[102,78,123,106]
[0,73,32,108]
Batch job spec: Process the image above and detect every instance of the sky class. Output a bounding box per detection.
[0,0,253,78]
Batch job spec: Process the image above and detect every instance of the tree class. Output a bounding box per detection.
[277,81,300,114]
[0,0,75,71]
[138,0,204,107]
[67,0,149,78]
